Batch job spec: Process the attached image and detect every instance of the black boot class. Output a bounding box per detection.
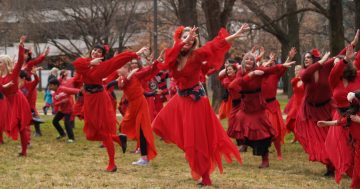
[34,123,42,137]
[119,134,127,153]
[324,165,335,177]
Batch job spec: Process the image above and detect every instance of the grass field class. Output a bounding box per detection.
[0,92,352,189]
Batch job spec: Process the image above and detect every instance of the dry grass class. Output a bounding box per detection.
[0,92,352,189]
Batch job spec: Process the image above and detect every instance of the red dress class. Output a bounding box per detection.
[231,66,281,150]
[1,45,32,141]
[20,74,39,109]
[221,75,241,138]
[285,77,304,133]
[22,55,46,116]
[0,85,9,142]
[218,75,233,120]
[295,58,335,165]
[326,57,360,185]
[152,29,241,180]
[72,52,138,141]
[262,65,287,145]
[119,64,159,161]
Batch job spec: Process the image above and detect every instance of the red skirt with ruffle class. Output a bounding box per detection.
[82,91,117,141]
[325,111,353,183]
[227,102,241,139]
[265,100,286,144]
[5,91,32,140]
[152,94,242,180]
[121,96,157,160]
[218,96,232,120]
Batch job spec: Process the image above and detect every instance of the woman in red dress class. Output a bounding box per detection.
[117,60,160,166]
[295,45,347,175]
[72,44,147,172]
[231,52,294,168]
[152,25,249,186]
[261,50,295,160]
[0,36,32,156]
[285,65,304,143]
[318,44,360,186]
[218,61,233,120]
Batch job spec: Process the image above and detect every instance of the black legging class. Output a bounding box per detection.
[52,112,75,140]
[140,128,147,156]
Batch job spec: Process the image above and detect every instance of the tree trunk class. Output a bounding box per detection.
[328,0,345,55]
[355,0,360,51]
[177,0,198,26]
[285,0,301,97]
[201,0,235,110]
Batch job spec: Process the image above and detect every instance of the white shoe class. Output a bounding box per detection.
[132,158,149,166]
[67,139,75,143]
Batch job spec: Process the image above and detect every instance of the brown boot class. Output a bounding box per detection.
[259,153,269,168]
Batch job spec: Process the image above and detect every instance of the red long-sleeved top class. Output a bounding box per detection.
[53,86,80,114]
[22,54,46,75]
[72,52,138,85]
[220,74,240,99]
[1,45,25,96]
[158,28,230,90]
[261,65,287,100]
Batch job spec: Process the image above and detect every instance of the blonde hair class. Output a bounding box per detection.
[241,52,256,74]
[0,55,14,75]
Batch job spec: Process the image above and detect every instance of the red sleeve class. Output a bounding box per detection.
[222,77,232,89]
[354,51,360,70]
[290,77,300,87]
[28,75,40,91]
[11,45,25,80]
[90,51,138,79]
[301,62,322,83]
[206,68,217,75]
[329,59,347,89]
[103,71,119,85]
[59,86,80,95]
[158,41,185,70]
[135,61,160,81]
[258,64,285,76]
[24,54,45,73]
[195,28,231,70]
[72,57,91,75]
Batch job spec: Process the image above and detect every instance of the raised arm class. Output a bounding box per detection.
[158,41,185,70]
[328,59,346,90]
[24,47,48,73]
[135,60,160,80]
[12,37,26,79]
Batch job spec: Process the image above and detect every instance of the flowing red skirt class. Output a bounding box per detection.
[5,91,32,140]
[294,116,330,164]
[0,98,9,133]
[352,140,360,189]
[152,94,242,180]
[265,100,286,144]
[72,95,84,120]
[121,96,157,160]
[83,91,117,141]
[218,96,232,120]
[325,111,353,183]
[146,96,156,122]
[227,103,241,138]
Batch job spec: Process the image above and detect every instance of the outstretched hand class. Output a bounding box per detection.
[90,57,103,66]
[136,47,149,56]
[43,47,50,56]
[19,35,26,46]
[283,61,296,68]
[183,26,198,45]
[288,47,297,60]
[351,29,360,47]
[345,45,356,62]
[319,52,331,65]
[2,81,14,89]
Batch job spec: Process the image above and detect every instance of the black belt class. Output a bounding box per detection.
[240,88,261,94]
[232,99,241,107]
[84,84,104,94]
[178,83,206,101]
[266,97,276,103]
[306,99,331,107]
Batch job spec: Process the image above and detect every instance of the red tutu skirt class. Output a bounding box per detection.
[152,94,242,180]
[83,91,117,141]
[294,116,330,164]
[5,91,32,140]
[325,111,353,183]
[265,100,286,144]
[218,96,232,120]
[121,96,157,160]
